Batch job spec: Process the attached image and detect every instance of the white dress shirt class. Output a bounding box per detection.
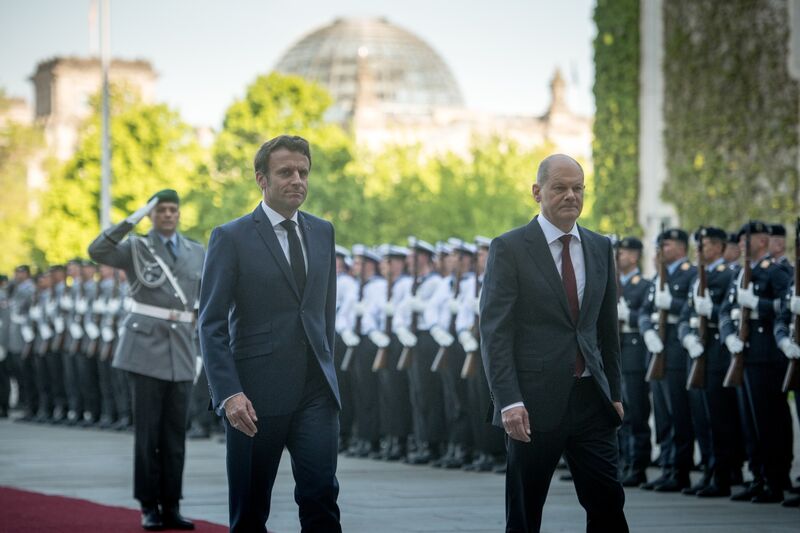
[261,200,308,273]
[502,214,589,414]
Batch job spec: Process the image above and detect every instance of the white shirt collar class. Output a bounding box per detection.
[537,213,580,245]
[261,200,298,228]
[157,232,178,247]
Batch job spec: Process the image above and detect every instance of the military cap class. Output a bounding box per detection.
[770,224,786,237]
[386,245,410,258]
[448,237,476,255]
[657,228,689,245]
[352,244,381,263]
[81,260,97,267]
[727,232,739,244]
[0,274,7,283]
[148,189,180,205]
[694,227,727,242]
[436,241,453,256]
[616,236,643,251]
[335,245,351,258]
[14,265,31,274]
[736,220,770,240]
[475,236,492,249]
[408,237,436,256]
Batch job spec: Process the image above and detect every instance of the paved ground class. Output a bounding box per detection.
[0,416,798,532]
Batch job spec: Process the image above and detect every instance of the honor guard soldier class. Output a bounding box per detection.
[638,228,703,492]
[678,227,741,497]
[88,189,204,531]
[768,224,792,274]
[0,274,9,417]
[614,237,654,487]
[333,245,358,451]
[724,232,742,270]
[47,265,68,424]
[94,264,121,429]
[77,261,101,426]
[60,259,84,425]
[720,221,792,504]
[110,269,133,431]
[7,266,36,419]
[29,270,56,422]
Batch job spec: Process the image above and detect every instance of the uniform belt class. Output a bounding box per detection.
[130,301,193,323]
[650,313,680,325]
[621,324,639,334]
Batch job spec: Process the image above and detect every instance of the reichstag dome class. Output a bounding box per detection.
[274,17,464,119]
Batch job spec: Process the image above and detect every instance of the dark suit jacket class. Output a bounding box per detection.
[198,205,340,417]
[479,216,622,432]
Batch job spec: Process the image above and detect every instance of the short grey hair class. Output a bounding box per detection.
[537,154,583,185]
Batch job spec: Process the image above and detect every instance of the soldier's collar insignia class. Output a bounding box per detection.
[681,262,690,271]
[716,264,726,272]
[632,275,641,284]
[760,259,771,269]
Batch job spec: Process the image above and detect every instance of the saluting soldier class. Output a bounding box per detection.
[719,221,792,504]
[614,237,653,487]
[88,189,204,531]
[678,227,742,497]
[638,229,703,492]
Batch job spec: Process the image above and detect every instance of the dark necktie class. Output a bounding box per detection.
[559,234,585,376]
[165,240,177,262]
[280,219,306,295]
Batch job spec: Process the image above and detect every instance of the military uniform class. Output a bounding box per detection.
[77,266,101,424]
[0,279,10,417]
[8,273,36,417]
[333,246,358,449]
[88,191,204,511]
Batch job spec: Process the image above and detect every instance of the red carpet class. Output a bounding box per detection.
[0,486,228,532]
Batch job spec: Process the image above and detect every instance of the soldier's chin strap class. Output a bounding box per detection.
[130,236,189,309]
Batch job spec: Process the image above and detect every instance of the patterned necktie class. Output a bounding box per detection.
[559,234,585,376]
[280,219,306,296]
[165,240,177,262]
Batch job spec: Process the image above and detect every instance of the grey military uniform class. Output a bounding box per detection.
[8,279,35,354]
[0,286,9,360]
[88,221,205,382]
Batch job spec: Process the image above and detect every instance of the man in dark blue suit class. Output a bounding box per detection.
[199,135,341,533]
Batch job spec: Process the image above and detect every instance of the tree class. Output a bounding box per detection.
[32,86,205,265]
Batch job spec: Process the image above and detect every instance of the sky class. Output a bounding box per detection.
[0,0,596,129]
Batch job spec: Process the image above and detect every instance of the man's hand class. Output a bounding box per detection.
[224,392,258,437]
[125,196,159,225]
[502,405,531,443]
[613,401,624,421]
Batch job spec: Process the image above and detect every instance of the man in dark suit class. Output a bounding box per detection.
[199,135,341,533]
[480,154,628,533]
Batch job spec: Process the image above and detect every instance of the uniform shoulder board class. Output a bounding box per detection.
[716,264,726,272]
[760,259,771,269]
[681,262,690,271]
[184,236,202,245]
[632,275,641,285]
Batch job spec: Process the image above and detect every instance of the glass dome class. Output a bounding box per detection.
[274,17,464,117]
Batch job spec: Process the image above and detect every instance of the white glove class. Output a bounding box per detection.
[396,326,418,348]
[458,330,478,353]
[101,326,115,343]
[383,301,395,317]
[643,329,664,354]
[790,295,800,315]
[736,283,759,310]
[107,298,121,314]
[654,286,673,311]
[341,329,360,348]
[409,296,426,313]
[354,301,367,317]
[682,333,704,359]
[617,299,630,324]
[125,196,159,225]
[448,298,461,315]
[778,337,800,359]
[368,330,390,348]
[725,334,744,354]
[694,289,713,318]
[29,306,42,322]
[430,326,454,347]
[471,296,480,315]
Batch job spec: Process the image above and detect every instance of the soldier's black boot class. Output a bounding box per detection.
[731,479,764,501]
[444,444,470,469]
[621,468,647,487]
[161,502,194,530]
[654,469,690,492]
[683,466,712,495]
[432,443,455,468]
[641,468,671,491]
[751,484,784,504]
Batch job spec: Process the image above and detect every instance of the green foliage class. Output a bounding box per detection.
[592,0,641,236]
[0,90,43,273]
[663,0,799,231]
[32,86,205,265]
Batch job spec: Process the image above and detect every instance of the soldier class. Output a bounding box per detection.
[0,274,9,418]
[61,259,85,426]
[333,245,358,451]
[94,264,120,429]
[7,266,36,419]
[88,189,204,530]
[638,229,702,492]
[719,221,792,503]
[724,232,742,269]
[614,237,654,487]
[47,265,69,424]
[110,269,133,431]
[678,227,742,497]
[769,224,792,274]
[399,238,446,465]
[29,270,57,422]
[77,260,101,426]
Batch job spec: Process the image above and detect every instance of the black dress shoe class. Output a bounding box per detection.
[696,483,730,498]
[782,495,800,507]
[621,470,647,487]
[751,486,783,504]
[161,506,194,530]
[641,472,670,491]
[141,506,164,531]
[731,480,764,501]
[654,472,690,493]
[112,416,131,431]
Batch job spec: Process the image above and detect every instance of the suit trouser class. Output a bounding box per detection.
[225,358,341,533]
[130,372,191,505]
[333,334,355,441]
[438,342,472,447]
[407,331,446,445]
[377,337,412,438]
[703,339,743,486]
[352,336,380,442]
[505,378,628,533]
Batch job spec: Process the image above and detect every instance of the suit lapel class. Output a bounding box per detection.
[251,206,301,300]
[523,216,573,320]
[578,226,604,326]
[298,212,324,305]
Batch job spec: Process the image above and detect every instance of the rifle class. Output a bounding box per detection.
[99,279,119,362]
[724,223,752,388]
[782,217,800,392]
[396,242,421,371]
[461,251,481,379]
[615,246,625,333]
[431,254,463,372]
[687,229,708,390]
[341,264,367,371]
[372,269,393,372]
[646,223,668,381]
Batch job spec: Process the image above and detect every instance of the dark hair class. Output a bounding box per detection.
[15,265,31,275]
[253,135,312,177]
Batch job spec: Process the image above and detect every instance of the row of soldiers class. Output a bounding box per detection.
[615,221,799,508]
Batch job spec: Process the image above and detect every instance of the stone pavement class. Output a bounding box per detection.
[0,418,798,532]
